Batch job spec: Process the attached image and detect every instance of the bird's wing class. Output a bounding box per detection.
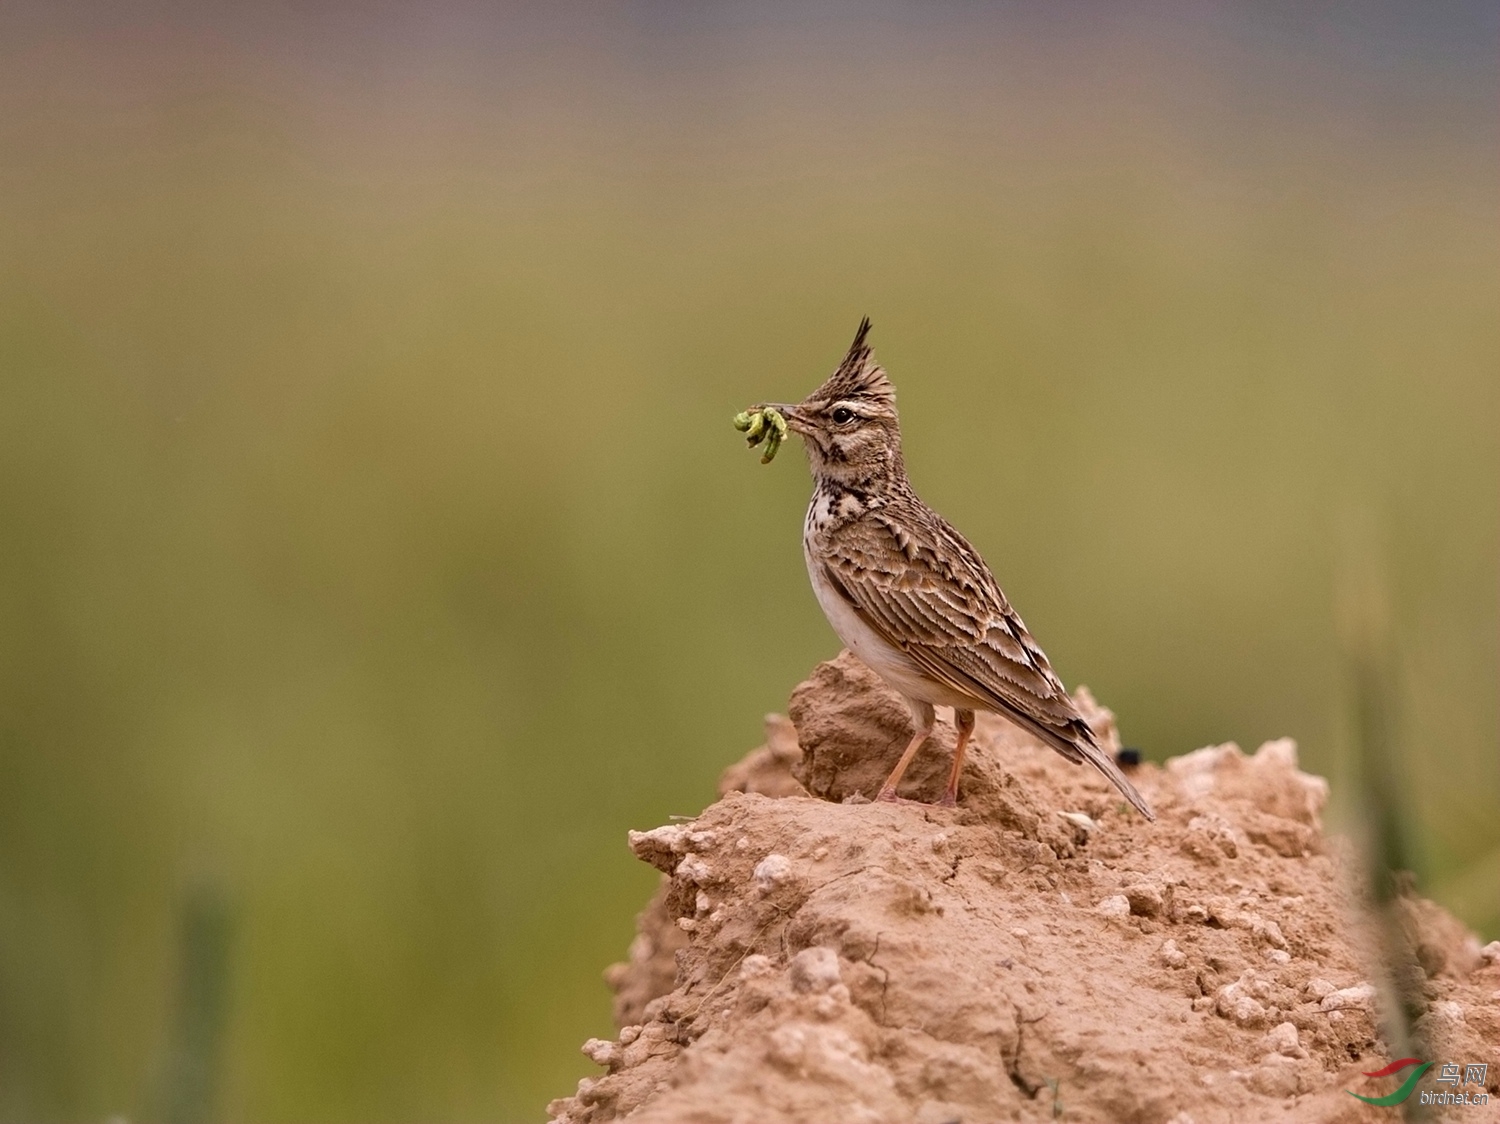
[819,509,1155,820]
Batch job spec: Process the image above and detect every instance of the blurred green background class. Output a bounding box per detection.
[0,3,1495,1121]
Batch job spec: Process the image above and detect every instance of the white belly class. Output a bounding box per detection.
[804,540,976,711]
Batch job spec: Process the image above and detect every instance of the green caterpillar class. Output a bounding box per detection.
[732,406,788,464]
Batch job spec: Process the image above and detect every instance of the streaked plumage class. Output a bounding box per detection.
[760,320,1154,819]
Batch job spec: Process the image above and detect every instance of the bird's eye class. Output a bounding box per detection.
[830,407,855,424]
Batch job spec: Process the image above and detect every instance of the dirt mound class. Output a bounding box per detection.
[550,653,1500,1123]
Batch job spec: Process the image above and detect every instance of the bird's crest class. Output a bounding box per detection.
[808,318,896,408]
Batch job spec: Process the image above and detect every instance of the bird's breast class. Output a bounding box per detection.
[802,529,971,710]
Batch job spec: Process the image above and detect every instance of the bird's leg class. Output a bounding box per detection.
[939,708,976,807]
[876,701,935,803]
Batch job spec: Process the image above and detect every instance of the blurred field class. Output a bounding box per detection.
[0,4,1495,1122]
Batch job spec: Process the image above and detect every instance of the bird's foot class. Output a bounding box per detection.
[877,788,958,808]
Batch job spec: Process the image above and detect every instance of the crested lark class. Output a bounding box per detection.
[754,320,1155,819]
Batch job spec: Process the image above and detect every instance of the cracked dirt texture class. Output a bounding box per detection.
[550,652,1500,1124]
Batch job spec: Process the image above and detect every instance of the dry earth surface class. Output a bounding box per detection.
[549,653,1500,1124]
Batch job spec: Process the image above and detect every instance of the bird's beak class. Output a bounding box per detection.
[756,403,810,435]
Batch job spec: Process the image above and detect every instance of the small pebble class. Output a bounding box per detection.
[582,1038,620,1067]
[1125,883,1164,917]
[753,853,793,889]
[1097,895,1131,918]
[1265,1022,1301,1057]
[676,855,713,885]
[1058,811,1100,833]
[1320,983,1375,1012]
[629,824,688,855]
[1219,990,1267,1027]
[790,947,843,993]
[1303,978,1336,1000]
[739,954,775,979]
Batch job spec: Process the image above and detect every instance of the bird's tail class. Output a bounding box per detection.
[1041,719,1156,821]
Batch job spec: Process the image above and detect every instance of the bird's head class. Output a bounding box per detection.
[757,319,904,488]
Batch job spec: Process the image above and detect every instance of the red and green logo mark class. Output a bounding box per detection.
[1347,1058,1431,1106]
